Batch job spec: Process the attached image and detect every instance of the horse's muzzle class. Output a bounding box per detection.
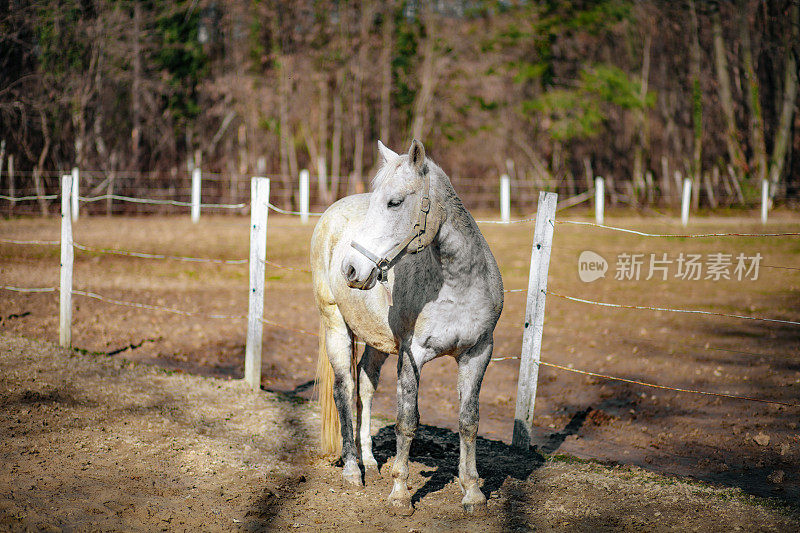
[341,256,378,290]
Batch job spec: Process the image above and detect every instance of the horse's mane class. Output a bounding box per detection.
[370,156,405,191]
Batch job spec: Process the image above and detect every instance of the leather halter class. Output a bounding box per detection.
[350,167,431,285]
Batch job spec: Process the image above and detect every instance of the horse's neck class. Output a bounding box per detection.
[434,199,486,285]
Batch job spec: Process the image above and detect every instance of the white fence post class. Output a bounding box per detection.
[191,167,201,223]
[681,176,692,227]
[761,179,769,224]
[299,169,310,224]
[245,177,270,390]
[500,174,510,223]
[71,167,79,222]
[60,174,74,348]
[595,176,604,225]
[512,191,557,449]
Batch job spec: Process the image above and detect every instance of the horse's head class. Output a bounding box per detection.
[342,139,445,290]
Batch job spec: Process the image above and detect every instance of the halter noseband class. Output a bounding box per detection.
[350,167,432,285]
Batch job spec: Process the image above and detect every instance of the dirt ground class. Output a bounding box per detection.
[1,333,799,532]
[1,211,800,529]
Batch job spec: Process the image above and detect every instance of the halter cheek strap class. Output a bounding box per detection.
[350,168,432,284]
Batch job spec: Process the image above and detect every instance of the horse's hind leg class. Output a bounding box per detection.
[324,315,361,486]
[456,338,492,515]
[357,345,388,480]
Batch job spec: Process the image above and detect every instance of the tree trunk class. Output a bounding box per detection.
[33,109,51,217]
[0,139,5,189]
[226,137,237,204]
[632,32,651,200]
[739,0,767,184]
[380,4,393,145]
[331,69,343,198]
[237,123,248,180]
[711,6,747,178]
[7,154,14,215]
[352,3,372,193]
[318,77,330,203]
[703,171,717,208]
[768,1,799,198]
[352,79,364,193]
[278,60,290,182]
[131,2,142,167]
[689,0,702,210]
[727,164,746,205]
[583,157,594,206]
[411,10,436,140]
[660,156,671,205]
[645,171,655,204]
[287,123,299,207]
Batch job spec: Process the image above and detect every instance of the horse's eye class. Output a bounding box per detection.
[387,197,404,208]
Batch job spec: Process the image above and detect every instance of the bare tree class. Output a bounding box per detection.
[767,1,798,197]
[711,3,747,179]
[739,0,768,184]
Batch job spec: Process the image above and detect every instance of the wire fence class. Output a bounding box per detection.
[2,186,799,423]
[78,194,246,209]
[1,165,777,218]
[557,220,800,238]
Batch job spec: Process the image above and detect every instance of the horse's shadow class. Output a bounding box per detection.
[371,410,589,505]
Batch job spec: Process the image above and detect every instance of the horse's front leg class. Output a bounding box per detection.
[387,343,421,515]
[357,345,388,480]
[325,326,361,486]
[456,337,492,514]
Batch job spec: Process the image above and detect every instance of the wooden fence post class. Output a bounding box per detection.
[71,167,79,222]
[299,169,310,224]
[60,174,74,348]
[245,177,270,390]
[512,191,558,449]
[681,176,692,226]
[761,179,769,224]
[500,174,510,223]
[191,167,201,223]
[595,177,604,224]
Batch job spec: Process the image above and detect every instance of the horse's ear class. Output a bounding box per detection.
[408,139,425,171]
[377,140,399,163]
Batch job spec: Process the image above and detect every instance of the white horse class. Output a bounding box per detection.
[312,140,503,515]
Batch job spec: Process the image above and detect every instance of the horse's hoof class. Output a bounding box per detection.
[461,486,487,515]
[388,497,414,516]
[342,462,363,487]
[388,484,413,516]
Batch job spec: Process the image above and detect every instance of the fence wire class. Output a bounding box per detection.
[487,356,800,408]
[79,194,247,209]
[0,194,59,201]
[1,237,308,272]
[547,290,800,326]
[4,284,797,408]
[477,216,538,224]
[539,360,800,408]
[558,220,800,238]
[260,258,311,273]
[72,242,248,265]
[1,285,57,293]
[0,238,60,246]
[267,202,323,217]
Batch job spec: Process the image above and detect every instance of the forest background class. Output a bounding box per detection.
[1,0,798,212]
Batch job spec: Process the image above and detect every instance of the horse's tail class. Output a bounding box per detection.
[316,324,351,457]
